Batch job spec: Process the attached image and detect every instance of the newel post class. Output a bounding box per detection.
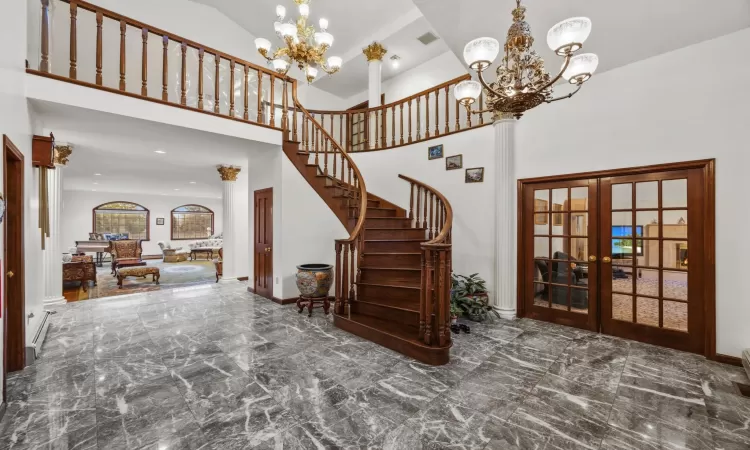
[39,0,51,72]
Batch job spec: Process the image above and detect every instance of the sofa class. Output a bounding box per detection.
[188,238,222,260]
[158,241,190,263]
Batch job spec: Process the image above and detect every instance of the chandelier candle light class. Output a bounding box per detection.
[455,0,599,119]
[254,0,342,82]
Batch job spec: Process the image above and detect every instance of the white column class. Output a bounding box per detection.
[43,146,72,306]
[494,113,517,319]
[217,165,241,282]
[363,43,386,148]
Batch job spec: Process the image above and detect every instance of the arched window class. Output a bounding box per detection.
[171,205,214,240]
[93,201,149,240]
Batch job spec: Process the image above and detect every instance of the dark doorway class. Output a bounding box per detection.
[3,135,26,404]
[253,188,273,299]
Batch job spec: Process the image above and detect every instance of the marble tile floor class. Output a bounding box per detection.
[2,281,749,449]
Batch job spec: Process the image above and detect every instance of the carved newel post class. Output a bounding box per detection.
[217,165,241,282]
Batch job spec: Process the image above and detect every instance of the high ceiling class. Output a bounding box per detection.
[413,0,750,79]
[30,100,269,198]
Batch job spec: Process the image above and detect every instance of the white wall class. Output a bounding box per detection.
[345,51,467,107]
[247,147,347,300]
[515,28,750,358]
[1,0,44,390]
[350,126,497,294]
[61,190,224,259]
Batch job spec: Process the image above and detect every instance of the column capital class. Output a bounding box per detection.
[54,145,73,166]
[217,165,241,182]
[363,42,387,62]
[492,111,517,123]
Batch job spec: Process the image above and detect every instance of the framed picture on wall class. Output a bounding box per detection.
[465,167,484,183]
[446,155,463,170]
[156,218,165,226]
[428,144,444,160]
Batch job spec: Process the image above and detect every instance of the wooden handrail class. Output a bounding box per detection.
[308,74,472,115]
[398,174,452,245]
[291,83,368,242]
[57,0,282,81]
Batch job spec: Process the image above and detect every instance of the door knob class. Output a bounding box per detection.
[6,271,14,278]
[602,256,612,263]
[588,255,597,262]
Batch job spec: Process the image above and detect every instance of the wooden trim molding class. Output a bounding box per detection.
[517,159,716,360]
[715,354,743,367]
[247,286,296,305]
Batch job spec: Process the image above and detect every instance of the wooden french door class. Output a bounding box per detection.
[522,178,599,331]
[520,161,713,355]
[253,188,273,299]
[600,169,705,353]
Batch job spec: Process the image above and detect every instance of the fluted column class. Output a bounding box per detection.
[43,145,73,306]
[217,165,241,282]
[493,113,517,319]
[363,42,386,148]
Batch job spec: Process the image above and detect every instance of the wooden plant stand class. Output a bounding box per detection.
[297,296,333,317]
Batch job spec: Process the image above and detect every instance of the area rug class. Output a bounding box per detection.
[87,260,217,299]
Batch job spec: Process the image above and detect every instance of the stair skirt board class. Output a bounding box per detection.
[26,310,54,364]
[333,313,451,366]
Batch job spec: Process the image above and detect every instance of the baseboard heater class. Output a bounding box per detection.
[25,310,54,364]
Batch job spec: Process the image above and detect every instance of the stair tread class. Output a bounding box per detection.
[357,282,420,290]
[343,312,419,341]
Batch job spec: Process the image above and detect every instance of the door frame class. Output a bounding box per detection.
[517,159,715,359]
[3,135,26,404]
[253,187,273,300]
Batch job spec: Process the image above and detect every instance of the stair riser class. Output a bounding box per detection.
[351,302,419,329]
[361,253,421,268]
[365,240,423,252]
[358,284,420,304]
[364,218,412,228]
[360,208,399,218]
[356,292,420,311]
[360,268,421,286]
[365,228,426,240]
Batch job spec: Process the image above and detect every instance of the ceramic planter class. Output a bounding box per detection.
[295,264,333,298]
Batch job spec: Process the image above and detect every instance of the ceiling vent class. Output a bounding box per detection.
[417,32,439,46]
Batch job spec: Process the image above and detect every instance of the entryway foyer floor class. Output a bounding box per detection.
[2,283,748,449]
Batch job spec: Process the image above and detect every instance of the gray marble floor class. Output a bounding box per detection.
[2,281,749,449]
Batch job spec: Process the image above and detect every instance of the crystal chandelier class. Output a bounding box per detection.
[254,0,342,83]
[455,0,599,118]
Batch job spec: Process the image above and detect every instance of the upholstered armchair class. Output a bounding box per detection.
[110,240,143,274]
[63,255,97,292]
[158,241,190,263]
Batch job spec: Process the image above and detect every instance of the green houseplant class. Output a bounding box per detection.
[451,273,500,322]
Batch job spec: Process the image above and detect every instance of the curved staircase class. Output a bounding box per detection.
[288,85,453,365]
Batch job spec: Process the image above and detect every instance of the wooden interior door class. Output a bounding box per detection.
[522,178,599,331]
[3,136,26,396]
[600,169,705,353]
[253,188,273,299]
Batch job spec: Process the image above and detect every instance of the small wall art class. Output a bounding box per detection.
[446,155,463,170]
[428,144,444,160]
[156,218,165,226]
[465,167,485,183]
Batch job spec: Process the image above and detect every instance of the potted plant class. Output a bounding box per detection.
[451,273,500,323]
[450,303,462,324]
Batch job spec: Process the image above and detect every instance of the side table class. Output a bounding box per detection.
[297,296,333,317]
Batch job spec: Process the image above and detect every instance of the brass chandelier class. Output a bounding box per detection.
[455,0,599,118]
[254,0,342,83]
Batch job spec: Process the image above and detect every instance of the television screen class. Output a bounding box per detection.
[612,226,643,257]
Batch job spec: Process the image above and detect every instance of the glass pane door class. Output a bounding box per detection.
[600,170,705,353]
[523,179,598,332]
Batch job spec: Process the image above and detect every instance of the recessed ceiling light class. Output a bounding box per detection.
[174,189,180,191]
[93,182,98,185]
[92,189,97,192]
[189,181,197,184]
[94,173,102,176]
[154,150,166,154]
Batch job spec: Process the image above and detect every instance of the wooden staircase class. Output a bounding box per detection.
[288,85,453,365]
